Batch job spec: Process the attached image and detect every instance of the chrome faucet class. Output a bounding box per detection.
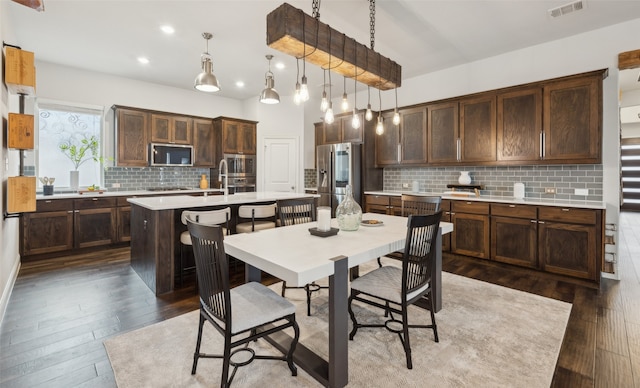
[218,159,229,196]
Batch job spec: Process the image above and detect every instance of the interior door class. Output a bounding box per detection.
[263,137,298,192]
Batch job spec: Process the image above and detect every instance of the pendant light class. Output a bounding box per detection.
[194,32,221,92]
[392,87,400,125]
[293,58,302,105]
[320,70,329,112]
[375,88,384,135]
[341,77,349,112]
[299,11,310,102]
[259,54,280,104]
[365,87,373,121]
[324,29,334,124]
[351,52,361,130]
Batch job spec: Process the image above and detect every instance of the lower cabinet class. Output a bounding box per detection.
[490,203,538,268]
[364,194,401,215]
[116,197,132,242]
[450,201,490,259]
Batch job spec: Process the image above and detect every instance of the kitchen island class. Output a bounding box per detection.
[128,192,317,295]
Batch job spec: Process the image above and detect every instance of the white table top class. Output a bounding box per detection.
[127,191,318,210]
[223,213,454,287]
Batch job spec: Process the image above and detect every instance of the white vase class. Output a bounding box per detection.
[70,170,79,191]
[458,171,471,185]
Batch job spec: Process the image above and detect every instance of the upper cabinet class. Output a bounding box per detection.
[427,101,458,164]
[192,118,216,167]
[543,75,601,163]
[375,107,427,167]
[115,108,148,167]
[150,114,192,145]
[375,111,400,166]
[215,117,257,155]
[497,87,542,162]
[315,113,365,145]
[459,93,497,163]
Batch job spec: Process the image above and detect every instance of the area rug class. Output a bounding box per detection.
[104,263,571,388]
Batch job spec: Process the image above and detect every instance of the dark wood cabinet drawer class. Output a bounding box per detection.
[36,199,74,212]
[74,197,117,210]
[365,194,391,206]
[538,207,597,225]
[491,203,537,219]
[452,201,490,215]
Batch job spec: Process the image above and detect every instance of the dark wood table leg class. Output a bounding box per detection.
[432,228,442,312]
[329,256,349,388]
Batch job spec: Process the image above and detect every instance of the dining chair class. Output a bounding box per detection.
[235,203,277,233]
[275,197,321,316]
[179,207,231,287]
[378,194,441,267]
[187,221,300,388]
[348,211,443,369]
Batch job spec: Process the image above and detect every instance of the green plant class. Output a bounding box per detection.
[59,135,111,170]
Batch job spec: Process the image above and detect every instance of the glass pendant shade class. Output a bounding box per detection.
[300,75,310,102]
[341,93,349,112]
[325,103,335,124]
[194,58,221,92]
[294,82,302,105]
[320,91,328,112]
[393,108,400,125]
[351,108,361,129]
[375,115,384,135]
[365,104,373,121]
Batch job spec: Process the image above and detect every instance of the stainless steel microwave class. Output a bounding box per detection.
[149,143,193,166]
[224,153,256,177]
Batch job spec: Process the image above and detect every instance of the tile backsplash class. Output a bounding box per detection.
[304,169,317,188]
[104,166,213,191]
[384,164,603,201]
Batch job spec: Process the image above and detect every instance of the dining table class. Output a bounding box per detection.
[223,212,454,388]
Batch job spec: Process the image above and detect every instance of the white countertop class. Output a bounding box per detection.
[36,188,225,200]
[128,191,318,210]
[364,190,606,210]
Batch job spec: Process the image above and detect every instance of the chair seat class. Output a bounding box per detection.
[236,221,276,234]
[216,282,296,334]
[181,229,227,245]
[351,266,429,304]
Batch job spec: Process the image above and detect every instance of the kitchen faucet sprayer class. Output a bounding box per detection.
[218,159,229,196]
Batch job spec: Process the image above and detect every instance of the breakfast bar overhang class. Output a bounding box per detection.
[128,192,317,295]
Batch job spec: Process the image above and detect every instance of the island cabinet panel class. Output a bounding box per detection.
[450,201,490,259]
[192,118,216,167]
[459,94,497,163]
[427,102,459,164]
[116,108,149,167]
[490,203,538,268]
[543,75,601,163]
[497,88,542,162]
[399,107,427,164]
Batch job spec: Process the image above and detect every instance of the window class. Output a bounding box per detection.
[36,101,106,189]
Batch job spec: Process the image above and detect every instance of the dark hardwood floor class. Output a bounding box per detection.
[1,212,639,387]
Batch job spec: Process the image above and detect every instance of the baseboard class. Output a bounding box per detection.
[0,258,21,326]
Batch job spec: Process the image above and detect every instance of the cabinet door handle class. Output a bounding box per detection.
[530,220,537,223]
[397,144,402,163]
[92,198,98,201]
[456,138,461,161]
[561,208,570,212]
[509,205,516,208]
[45,200,52,203]
[450,212,456,215]
[74,210,80,213]
[538,221,545,224]
[539,132,543,159]
[67,210,74,213]
[541,132,546,159]
[143,220,147,231]
[445,211,451,215]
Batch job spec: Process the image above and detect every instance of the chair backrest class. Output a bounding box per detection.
[401,194,441,217]
[402,211,443,303]
[187,221,232,331]
[276,197,316,226]
[181,208,231,232]
[238,203,276,219]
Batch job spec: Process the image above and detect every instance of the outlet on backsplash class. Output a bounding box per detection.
[402,183,410,188]
[574,188,589,196]
[544,187,556,194]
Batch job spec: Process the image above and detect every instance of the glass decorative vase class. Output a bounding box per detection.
[336,185,362,231]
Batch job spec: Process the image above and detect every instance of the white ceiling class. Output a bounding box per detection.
[5,0,640,101]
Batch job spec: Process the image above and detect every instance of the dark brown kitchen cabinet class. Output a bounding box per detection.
[323,120,341,144]
[315,114,364,145]
[497,88,542,162]
[216,117,257,155]
[115,107,148,167]
[399,107,427,164]
[427,102,459,164]
[21,199,74,256]
[341,114,364,143]
[450,201,490,259]
[116,196,132,242]
[193,118,216,167]
[441,199,451,252]
[150,114,192,145]
[459,93,497,163]
[490,203,538,268]
[364,194,401,215]
[73,197,117,248]
[375,112,400,166]
[542,74,602,163]
[538,207,601,280]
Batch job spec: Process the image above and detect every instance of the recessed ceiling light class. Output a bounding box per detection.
[160,25,175,34]
[235,81,245,88]
[275,62,285,70]
[137,57,150,64]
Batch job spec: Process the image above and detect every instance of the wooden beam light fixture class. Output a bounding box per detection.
[266,2,401,90]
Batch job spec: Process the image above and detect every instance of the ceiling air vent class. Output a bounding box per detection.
[548,0,585,18]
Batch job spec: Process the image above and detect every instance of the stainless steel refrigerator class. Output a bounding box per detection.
[317,143,362,216]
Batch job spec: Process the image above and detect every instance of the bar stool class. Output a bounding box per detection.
[235,203,277,233]
[179,207,231,287]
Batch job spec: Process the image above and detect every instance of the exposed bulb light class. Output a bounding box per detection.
[320,90,328,112]
[294,81,302,105]
[194,32,221,93]
[365,87,373,121]
[351,108,361,129]
[341,77,349,112]
[393,108,400,125]
[375,115,384,135]
[300,75,309,102]
[325,102,335,124]
[259,54,280,104]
